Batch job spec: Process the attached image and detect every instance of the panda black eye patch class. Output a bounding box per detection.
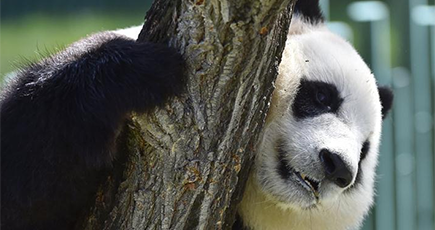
[292,79,343,119]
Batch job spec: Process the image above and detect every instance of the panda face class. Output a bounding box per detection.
[246,19,383,227]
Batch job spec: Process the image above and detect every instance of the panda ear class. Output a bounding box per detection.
[378,86,393,119]
[294,0,324,23]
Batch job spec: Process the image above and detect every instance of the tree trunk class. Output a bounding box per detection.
[81,0,296,229]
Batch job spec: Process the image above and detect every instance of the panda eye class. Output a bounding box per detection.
[316,89,332,108]
[292,80,343,119]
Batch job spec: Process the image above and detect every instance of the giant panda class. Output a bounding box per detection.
[0,1,393,230]
[0,28,184,230]
[233,1,393,230]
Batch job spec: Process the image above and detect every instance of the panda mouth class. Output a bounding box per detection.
[277,144,320,198]
[293,170,320,198]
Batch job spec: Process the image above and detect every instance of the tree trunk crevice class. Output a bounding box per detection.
[81,0,297,229]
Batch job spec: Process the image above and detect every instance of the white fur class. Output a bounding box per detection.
[113,25,142,39]
[238,15,383,230]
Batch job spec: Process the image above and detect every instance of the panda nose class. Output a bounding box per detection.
[319,149,353,188]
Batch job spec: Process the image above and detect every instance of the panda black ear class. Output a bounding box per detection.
[294,0,324,23]
[378,86,394,119]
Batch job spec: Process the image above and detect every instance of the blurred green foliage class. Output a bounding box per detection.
[1,0,152,79]
[1,13,144,77]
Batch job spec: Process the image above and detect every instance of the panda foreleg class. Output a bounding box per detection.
[0,31,184,230]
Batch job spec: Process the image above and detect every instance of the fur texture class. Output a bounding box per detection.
[1,30,184,230]
[1,2,394,230]
[235,2,393,230]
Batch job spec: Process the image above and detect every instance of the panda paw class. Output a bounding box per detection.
[122,41,186,112]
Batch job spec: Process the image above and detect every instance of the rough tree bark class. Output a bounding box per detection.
[81,0,296,229]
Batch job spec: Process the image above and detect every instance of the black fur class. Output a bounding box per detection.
[232,214,249,230]
[276,140,292,180]
[292,79,343,119]
[378,86,394,119]
[0,31,184,230]
[359,141,370,162]
[294,0,324,23]
[352,141,370,187]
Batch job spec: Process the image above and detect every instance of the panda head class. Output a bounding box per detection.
[239,14,393,230]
